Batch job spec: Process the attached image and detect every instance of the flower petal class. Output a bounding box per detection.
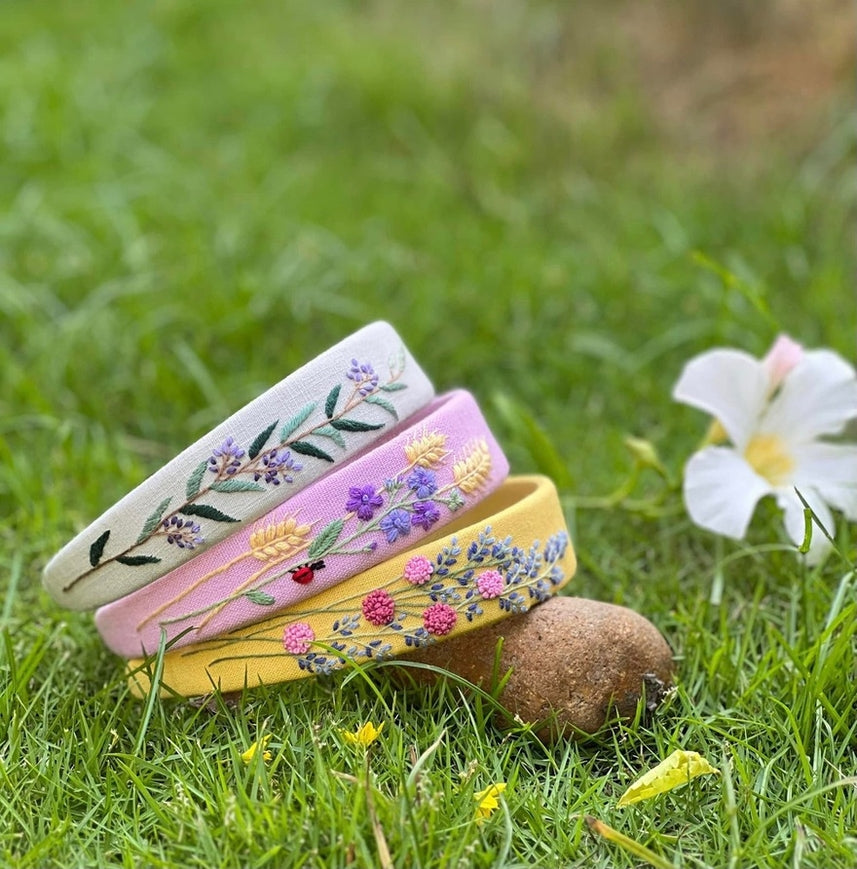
[792,442,857,521]
[762,334,804,390]
[683,447,773,539]
[761,349,857,443]
[673,349,769,448]
[777,486,835,565]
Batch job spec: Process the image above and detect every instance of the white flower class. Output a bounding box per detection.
[673,336,857,563]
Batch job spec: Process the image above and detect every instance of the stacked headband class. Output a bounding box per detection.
[43,322,434,610]
[127,475,576,698]
[95,389,510,656]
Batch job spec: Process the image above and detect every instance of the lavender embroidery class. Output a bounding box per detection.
[182,529,570,676]
[140,434,495,635]
[64,353,409,593]
[345,485,384,521]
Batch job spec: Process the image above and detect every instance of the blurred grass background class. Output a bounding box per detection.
[1,1,855,866]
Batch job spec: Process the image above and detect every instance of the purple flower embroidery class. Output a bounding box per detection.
[208,436,246,475]
[255,449,302,485]
[406,468,437,499]
[346,359,379,396]
[379,509,411,543]
[161,516,204,549]
[346,485,384,521]
[412,501,440,531]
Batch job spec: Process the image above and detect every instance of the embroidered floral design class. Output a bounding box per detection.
[403,555,434,585]
[161,517,204,550]
[183,528,570,678]
[423,602,457,635]
[208,437,245,475]
[475,569,504,599]
[347,359,380,396]
[139,433,495,635]
[379,509,412,543]
[254,449,302,485]
[412,501,441,531]
[362,589,397,626]
[407,468,438,499]
[65,353,410,593]
[283,622,315,654]
[346,485,384,520]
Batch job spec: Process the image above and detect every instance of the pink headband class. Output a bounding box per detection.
[95,390,509,657]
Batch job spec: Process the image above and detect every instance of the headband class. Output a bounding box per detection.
[95,389,509,657]
[43,321,434,610]
[127,475,576,698]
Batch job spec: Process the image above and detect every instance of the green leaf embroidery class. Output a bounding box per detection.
[380,382,407,392]
[179,504,240,523]
[116,555,162,567]
[186,459,209,500]
[329,418,385,433]
[89,530,110,567]
[280,401,317,442]
[290,441,334,462]
[248,420,278,460]
[364,394,398,419]
[210,479,265,494]
[245,589,276,606]
[136,497,173,544]
[325,384,341,419]
[313,424,346,449]
[307,518,344,559]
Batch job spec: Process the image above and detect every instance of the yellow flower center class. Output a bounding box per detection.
[743,434,794,486]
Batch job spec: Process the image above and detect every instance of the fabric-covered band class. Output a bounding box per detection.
[95,390,509,656]
[44,321,434,610]
[127,475,576,698]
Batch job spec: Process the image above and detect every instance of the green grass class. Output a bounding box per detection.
[1,1,855,866]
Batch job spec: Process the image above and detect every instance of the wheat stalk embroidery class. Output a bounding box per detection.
[139,433,490,637]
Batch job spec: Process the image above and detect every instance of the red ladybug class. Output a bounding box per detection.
[289,560,325,585]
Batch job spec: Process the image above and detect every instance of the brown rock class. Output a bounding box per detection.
[394,596,674,742]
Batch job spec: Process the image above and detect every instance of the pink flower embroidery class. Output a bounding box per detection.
[476,569,504,599]
[283,622,315,654]
[362,589,396,626]
[423,602,457,636]
[403,555,434,585]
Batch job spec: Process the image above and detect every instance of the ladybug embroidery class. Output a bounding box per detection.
[289,560,325,585]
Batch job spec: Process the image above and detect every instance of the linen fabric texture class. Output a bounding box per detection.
[44,321,434,610]
[127,475,576,698]
[95,389,509,657]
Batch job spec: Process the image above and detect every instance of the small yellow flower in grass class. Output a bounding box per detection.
[241,734,272,764]
[340,721,384,748]
[474,782,507,822]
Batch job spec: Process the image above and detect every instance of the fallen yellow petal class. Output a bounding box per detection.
[474,782,507,822]
[241,733,273,764]
[341,721,385,748]
[617,749,720,807]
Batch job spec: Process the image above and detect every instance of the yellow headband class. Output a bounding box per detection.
[128,475,576,697]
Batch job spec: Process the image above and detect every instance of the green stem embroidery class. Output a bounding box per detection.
[61,358,407,594]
